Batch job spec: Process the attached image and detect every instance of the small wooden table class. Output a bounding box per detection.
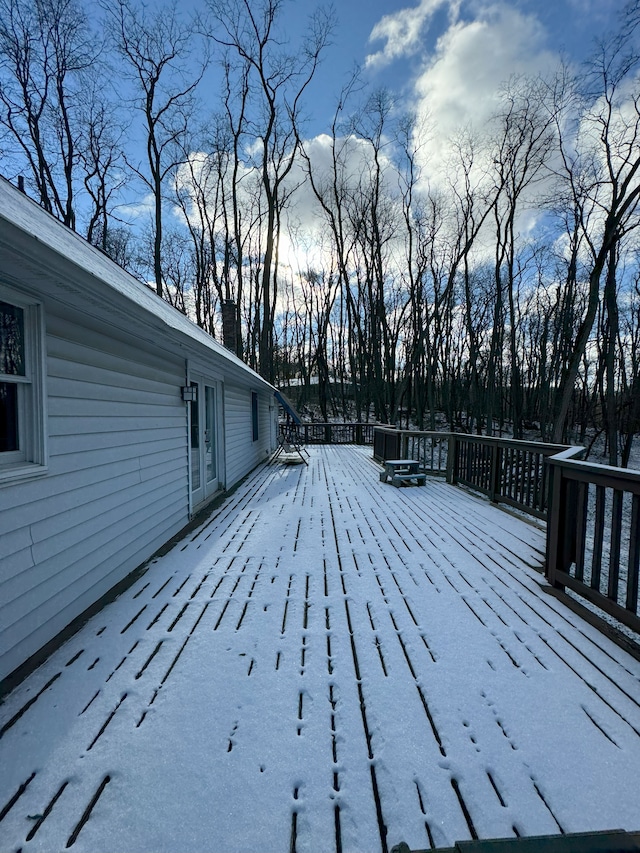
[379,459,426,487]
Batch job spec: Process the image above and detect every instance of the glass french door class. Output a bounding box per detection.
[189,378,220,508]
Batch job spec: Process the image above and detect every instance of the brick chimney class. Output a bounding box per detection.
[222,300,237,353]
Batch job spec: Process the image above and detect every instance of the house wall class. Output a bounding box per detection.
[0,177,278,688]
[0,307,189,683]
[224,384,275,488]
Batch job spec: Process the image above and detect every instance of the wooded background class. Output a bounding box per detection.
[1,0,640,464]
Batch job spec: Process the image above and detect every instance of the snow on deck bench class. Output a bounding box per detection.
[1,445,640,853]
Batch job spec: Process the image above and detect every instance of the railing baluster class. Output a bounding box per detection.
[540,455,548,515]
[574,481,589,582]
[546,459,564,589]
[485,444,491,492]
[489,444,499,502]
[626,493,640,614]
[608,489,624,604]
[591,485,606,592]
[563,479,578,570]
[536,454,544,513]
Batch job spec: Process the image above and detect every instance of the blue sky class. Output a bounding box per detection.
[115,0,630,243]
[278,0,626,139]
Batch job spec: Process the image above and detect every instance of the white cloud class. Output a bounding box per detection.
[119,192,156,220]
[173,134,400,279]
[411,4,560,180]
[280,132,403,272]
[365,0,460,69]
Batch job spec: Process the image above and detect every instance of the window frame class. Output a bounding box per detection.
[0,283,48,483]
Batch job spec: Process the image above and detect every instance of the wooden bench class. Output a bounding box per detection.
[379,459,426,487]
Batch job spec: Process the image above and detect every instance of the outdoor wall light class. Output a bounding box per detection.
[181,385,197,403]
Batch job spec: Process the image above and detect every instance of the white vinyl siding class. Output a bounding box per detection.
[0,176,278,686]
[224,384,272,488]
[0,313,189,681]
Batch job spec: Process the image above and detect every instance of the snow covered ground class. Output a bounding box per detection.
[1,445,640,853]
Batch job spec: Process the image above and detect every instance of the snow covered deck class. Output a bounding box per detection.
[2,445,640,853]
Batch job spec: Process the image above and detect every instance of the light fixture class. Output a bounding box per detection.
[182,385,197,403]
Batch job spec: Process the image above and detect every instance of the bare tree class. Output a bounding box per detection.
[204,0,334,381]
[104,0,206,296]
[489,76,555,437]
[549,32,640,445]
[81,84,127,251]
[0,0,100,226]
[297,71,367,416]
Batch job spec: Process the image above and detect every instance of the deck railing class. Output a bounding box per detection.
[373,427,567,517]
[281,422,376,445]
[546,449,640,634]
[373,426,640,634]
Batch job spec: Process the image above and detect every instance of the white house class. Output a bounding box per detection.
[0,176,277,687]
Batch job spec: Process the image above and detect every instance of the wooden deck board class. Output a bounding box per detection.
[1,445,640,853]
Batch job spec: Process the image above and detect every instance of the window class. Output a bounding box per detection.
[251,391,259,442]
[0,286,47,481]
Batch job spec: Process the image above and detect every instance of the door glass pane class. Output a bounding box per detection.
[0,301,25,376]
[190,384,200,490]
[205,385,216,482]
[0,382,18,451]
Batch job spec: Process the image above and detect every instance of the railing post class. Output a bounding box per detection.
[356,423,363,445]
[401,431,408,458]
[382,429,398,461]
[325,424,331,444]
[446,434,457,485]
